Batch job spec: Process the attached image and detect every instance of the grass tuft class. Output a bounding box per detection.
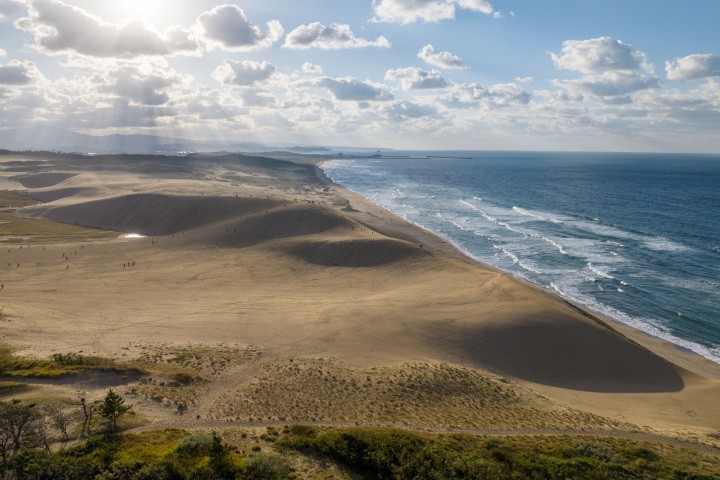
[0,345,145,379]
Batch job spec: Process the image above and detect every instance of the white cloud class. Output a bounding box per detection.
[0,0,24,17]
[0,49,6,58]
[515,76,533,84]
[666,54,720,81]
[0,59,40,85]
[372,0,493,24]
[317,77,393,101]
[380,99,438,120]
[549,37,659,104]
[302,63,323,75]
[456,0,493,14]
[284,22,390,50]
[15,0,199,58]
[439,81,530,109]
[98,65,182,105]
[417,44,466,70]
[385,67,450,90]
[550,37,653,74]
[238,89,276,108]
[213,60,277,87]
[196,4,283,52]
[559,72,659,98]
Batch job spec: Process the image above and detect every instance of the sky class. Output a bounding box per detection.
[1,0,719,152]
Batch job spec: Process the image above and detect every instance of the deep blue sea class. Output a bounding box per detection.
[321,151,720,364]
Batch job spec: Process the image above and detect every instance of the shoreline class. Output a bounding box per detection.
[312,159,720,381]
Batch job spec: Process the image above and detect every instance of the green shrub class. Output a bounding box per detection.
[241,454,292,480]
[175,434,214,458]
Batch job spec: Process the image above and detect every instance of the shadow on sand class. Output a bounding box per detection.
[425,315,685,394]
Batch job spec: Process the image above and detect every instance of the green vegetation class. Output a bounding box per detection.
[0,211,117,244]
[1,423,719,479]
[0,191,35,209]
[0,382,33,396]
[280,426,720,479]
[0,347,144,379]
[99,389,132,433]
[2,430,293,480]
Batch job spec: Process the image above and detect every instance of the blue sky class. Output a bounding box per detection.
[1,0,719,152]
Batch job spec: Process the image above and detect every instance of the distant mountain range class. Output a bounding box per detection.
[0,127,334,155]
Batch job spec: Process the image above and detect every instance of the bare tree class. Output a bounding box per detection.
[44,405,73,447]
[0,400,43,458]
[79,397,95,438]
[0,419,12,465]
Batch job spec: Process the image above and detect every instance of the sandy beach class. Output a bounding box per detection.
[1,150,719,446]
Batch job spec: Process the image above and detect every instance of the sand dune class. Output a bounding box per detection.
[28,187,100,203]
[281,236,426,267]
[1,154,719,442]
[184,204,354,248]
[13,172,78,188]
[35,193,284,235]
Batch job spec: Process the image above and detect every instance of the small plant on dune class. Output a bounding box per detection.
[241,454,292,480]
[175,434,213,458]
[99,389,132,433]
[208,433,237,479]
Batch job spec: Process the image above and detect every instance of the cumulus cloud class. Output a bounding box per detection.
[0,60,40,85]
[440,82,530,109]
[98,65,181,105]
[0,0,24,17]
[385,67,450,90]
[302,63,323,74]
[417,44,466,70]
[213,60,277,87]
[381,99,438,120]
[549,37,659,103]
[666,54,720,81]
[372,0,493,24]
[15,0,199,58]
[0,49,6,58]
[550,37,653,74]
[284,22,390,49]
[317,77,393,101]
[238,89,276,108]
[196,4,283,52]
[557,72,659,99]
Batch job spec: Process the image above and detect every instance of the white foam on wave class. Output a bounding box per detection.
[543,237,568,255]
[480,210,528,237]
[513,206,563,224]
[644,237,694,253]
[123,233,145,239]
[587,262,615,280]
[459,199,479,211]
[663,277,719,294]
[496,246,543,274]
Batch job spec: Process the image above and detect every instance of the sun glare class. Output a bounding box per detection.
[115,0,166,22]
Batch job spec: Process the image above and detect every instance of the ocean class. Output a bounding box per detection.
[321,151,720,365]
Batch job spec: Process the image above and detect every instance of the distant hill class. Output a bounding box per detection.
[0,127,331,155]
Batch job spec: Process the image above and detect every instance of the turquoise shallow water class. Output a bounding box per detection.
[321,151,720,364]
